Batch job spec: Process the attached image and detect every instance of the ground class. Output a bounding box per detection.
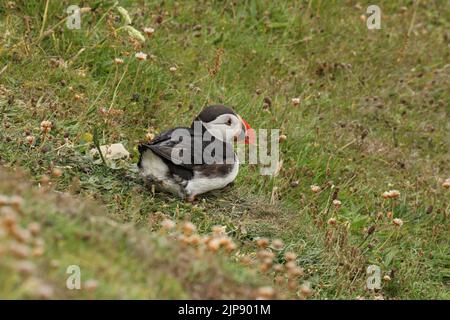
[0,0,449,299]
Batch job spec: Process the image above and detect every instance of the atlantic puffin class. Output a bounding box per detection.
[138,105,253,201]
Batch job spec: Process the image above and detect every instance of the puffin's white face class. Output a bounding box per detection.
[203,114,243,143]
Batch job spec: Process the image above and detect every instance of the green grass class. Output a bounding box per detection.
[0,0,449,299]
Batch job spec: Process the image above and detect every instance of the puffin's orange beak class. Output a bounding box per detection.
[240,118,256,144]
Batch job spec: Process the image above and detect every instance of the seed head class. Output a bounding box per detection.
[327,217,337,226]
[182,221,196,236]
[332,199,341,208]
[207,238,221,252]
[284,251,297,262]
[135,52,147,61]
[212,225,226,236]
[26,135,35,145]
[271,239,284,250]
[114,58,124,65]
[160,218,175,230]
[310,185,321,193]
[256,237,269,248]
[169,66,178,73]
[291,97,300,106]
[52,168,62,178]
[143,27,155,37]
[443,178,450,189]
[382,190,400,199]
[40,120,52,133]
[392,218,403,227]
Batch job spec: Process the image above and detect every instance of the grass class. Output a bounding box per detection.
[0,0,449,299]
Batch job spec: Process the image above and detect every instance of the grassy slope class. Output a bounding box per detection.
[0,0,449,299]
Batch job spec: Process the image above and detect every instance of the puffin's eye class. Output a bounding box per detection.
[226,118,232,126]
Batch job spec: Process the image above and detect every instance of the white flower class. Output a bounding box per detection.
[310,185,321,193]
[169,66,177,72]
[135,52,147,61]
[143,27,155,37]
[160,218,175,230]
[332,199,341,207]
[383,190,400,199]
[40,120,52,133]
[114,58,124,65]
[291,97,300,106]
[443,178,450,189]
[392,218,403,227]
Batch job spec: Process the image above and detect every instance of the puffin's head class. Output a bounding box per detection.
[192,105,254,144]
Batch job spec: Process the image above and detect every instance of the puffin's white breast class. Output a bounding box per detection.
[185,158,239,197]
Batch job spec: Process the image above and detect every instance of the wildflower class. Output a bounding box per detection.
[218,236,231,247]
[288,266,304,277]
[271,239,284,250]
[443,178,450,189]
[257,249,274,260]
[40,175,50,185]
[332,199,341,208]
[291,97,300,106]
[135,52,147,61]
[143,27,155,37]
[360,15,367,22]
[212,225,226,236]
[310,185,321,193]
[383,275,391,282]
[114,58,124,65]
[26,135,35,145]
[32,246,45,257]
[256,286,275,299]
[160,218,175,230]
[169,66,177,73]
[327,217,337,226]
[73,93,83,101]
[382,190,400,199]
[11,226,31,243]
[386,211,393,219]
[392,218,403,227]
[188,234,201,246]
[284,252,297,262]
[8,242,30,258]
[9,196,23,210]
[278,134,287,143]
[225,241,237,253]
[299,282,313,298]
[207,238,221,252]
[273,264,284,272]
[256,237,269,248]
[40,120,52,133]
[182,221,196,236]
[285,261,296,270]
[52,168,62,178]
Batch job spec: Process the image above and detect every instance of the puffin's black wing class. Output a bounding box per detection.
[138,126,236,179]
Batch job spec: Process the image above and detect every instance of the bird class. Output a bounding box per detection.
[138,105,253,202]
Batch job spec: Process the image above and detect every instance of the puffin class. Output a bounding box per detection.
[138,105,253,202]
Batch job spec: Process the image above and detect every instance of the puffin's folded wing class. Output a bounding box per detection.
[139,128,199,170]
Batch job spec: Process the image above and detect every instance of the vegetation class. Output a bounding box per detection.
[0,0,449,299]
